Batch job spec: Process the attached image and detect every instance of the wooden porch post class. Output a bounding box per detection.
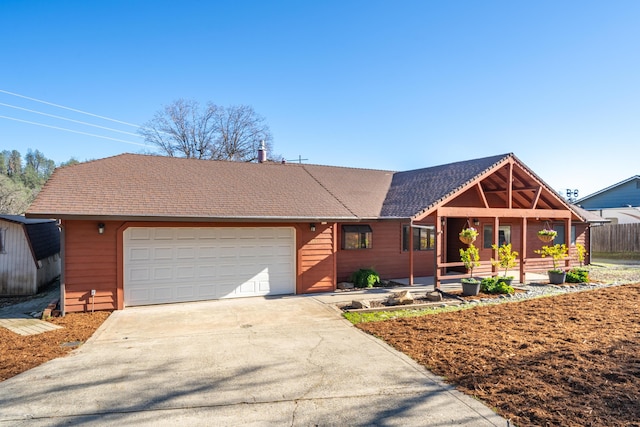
[409,223,414,286]
[435,214,443,289]
[520,217,527,284]
[565,217,572,270]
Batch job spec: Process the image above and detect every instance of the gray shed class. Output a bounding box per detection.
[0,214,61,295]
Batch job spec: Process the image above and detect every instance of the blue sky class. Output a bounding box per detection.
[1,0,639,199]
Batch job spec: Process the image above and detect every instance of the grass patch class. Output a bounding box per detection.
[343,304,468,324]
[592,252,640,261]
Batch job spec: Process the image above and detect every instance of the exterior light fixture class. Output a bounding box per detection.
[440,217,446,227]
[310,223,316,232]
[473,218,480,226]
[98,223,105,234]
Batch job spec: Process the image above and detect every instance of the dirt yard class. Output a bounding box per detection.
[359,283,640,427]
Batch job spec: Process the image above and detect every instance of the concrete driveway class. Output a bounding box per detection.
[0,295,507,426]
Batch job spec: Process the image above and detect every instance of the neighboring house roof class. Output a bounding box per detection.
[0,214,60,261]
[569,205,611,224]
[575,175,640,209]
[26,152,577,222]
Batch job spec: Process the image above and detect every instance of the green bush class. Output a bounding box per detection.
[350,268,380,288]
[480,277,515,295]
[566,268,589,283]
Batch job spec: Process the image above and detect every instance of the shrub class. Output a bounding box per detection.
[566,268,589,283]
[459,244,481,278]
[491,243,518,278]
[535,244,569,272]
[480,277,515,295]
[350,268,380,288]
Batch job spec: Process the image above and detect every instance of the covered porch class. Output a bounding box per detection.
[404,156,585,288]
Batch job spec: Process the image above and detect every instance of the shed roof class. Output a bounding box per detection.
[0,215,60,261]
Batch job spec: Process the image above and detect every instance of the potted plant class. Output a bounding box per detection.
[535,244,569,284]
[459,244,481,295]
[537,228,557,243]
[459,227,479,244]
[490,243,518,286]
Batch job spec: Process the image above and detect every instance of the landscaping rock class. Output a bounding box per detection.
[337,282,354,290]
[425,291,442,302]
[387,290,414,306]
[351,299,371,309]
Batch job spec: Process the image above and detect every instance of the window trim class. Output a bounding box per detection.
[402,224,434,251]
[483,224,512,248]
[341,224,372,250]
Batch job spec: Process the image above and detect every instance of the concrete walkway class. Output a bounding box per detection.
[0,295,508,426]
[0,286,61,336]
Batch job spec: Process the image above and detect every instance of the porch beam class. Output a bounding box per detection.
[531,186,542,209]
[507,161,513,209]
[438,207,572,219]
[484,186,539,194]
[476,182,489,208]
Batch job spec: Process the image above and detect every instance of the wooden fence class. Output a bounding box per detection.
[591,223,640,253]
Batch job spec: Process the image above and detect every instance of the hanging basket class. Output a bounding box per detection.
[538,234,555,243]
[459,235,476,245]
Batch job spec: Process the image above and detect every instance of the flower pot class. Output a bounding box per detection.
[497,277,514,287]
[461,279,481,296]
[548,271,566,284]
[538,234,555,243]
[459,235,476,245]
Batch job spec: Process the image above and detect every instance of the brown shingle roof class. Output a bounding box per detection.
[29,152,565,222]
[27,154,394,221]
[381,154,510,217]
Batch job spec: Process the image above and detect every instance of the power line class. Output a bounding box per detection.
[0,115,153,148]
[0,89,141,128]
[0,102,143,138]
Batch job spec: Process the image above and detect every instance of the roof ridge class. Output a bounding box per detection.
[301,165,360,219]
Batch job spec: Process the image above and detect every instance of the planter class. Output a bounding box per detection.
[537,234,555,243]
[548,270,566,284]
[461,279,481,296]
[497,277,514,287]
[459,235,476,245]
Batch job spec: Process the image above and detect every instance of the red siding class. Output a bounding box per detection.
[63,220,123,313]
[336,221,435,282]
[297,223,335,293]
[63,220,339,312]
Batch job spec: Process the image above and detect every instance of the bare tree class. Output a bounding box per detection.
[139,99,273,161]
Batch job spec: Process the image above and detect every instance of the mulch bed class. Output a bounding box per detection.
[0,311,111,381]
[358,283,640,427]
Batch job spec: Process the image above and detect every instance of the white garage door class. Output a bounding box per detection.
[124,227,295,306]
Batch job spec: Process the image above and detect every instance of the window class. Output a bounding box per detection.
[0,228,5,254]
[553,224,577,245]
[342,225,372,249]
[402,225,435,251]
[483,225,511,248]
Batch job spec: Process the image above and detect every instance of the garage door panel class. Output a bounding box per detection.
[153,247,173,260]
[124,227,295,306]
[153,267,173,280]
[153,228,174,240]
